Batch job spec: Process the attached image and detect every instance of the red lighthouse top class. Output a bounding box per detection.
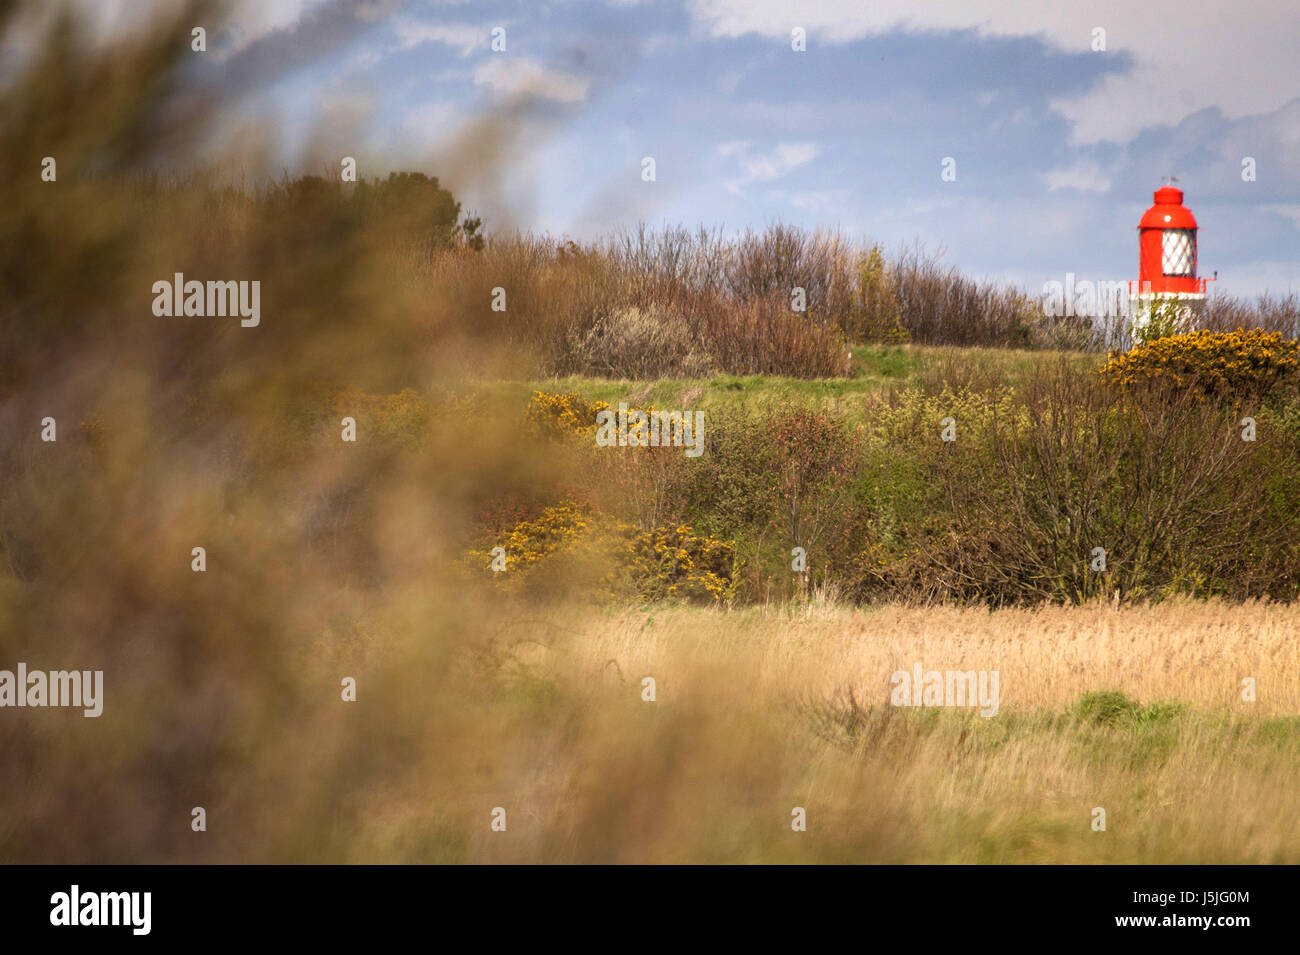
[1140,187,1198,229]
[1135,185,1206,296]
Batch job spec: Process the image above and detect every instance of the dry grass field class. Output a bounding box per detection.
[394,598,1300,864]
[257,597,1300,864]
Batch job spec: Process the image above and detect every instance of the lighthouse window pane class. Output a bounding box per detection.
[1162,229,1195,276]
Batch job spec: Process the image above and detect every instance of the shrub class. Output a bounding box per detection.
[767,407,862,589]
[891,244,1042,348]
[848,244,910,344]
[1131,297,1197,344]
[567,305,713,379]
[470,501,594,573]
[1070,691,1184,728]
[524,390,610,439]
[927,364,1299,603]
[524,390,700,533]
[620,523,736,601]
[1201,291,1300,337]
[688,296,852,378]
[1071,690,1142,726]
[1098,328,1300,404]
[329,386,431,446]
[425,231,853,379]
[461,503,735,603]
[677,416,776,539]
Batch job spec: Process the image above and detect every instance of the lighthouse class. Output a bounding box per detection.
[1129,182,1209,345]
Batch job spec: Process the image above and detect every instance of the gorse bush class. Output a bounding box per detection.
[468,502,594,573]
[462,503,735,603]
[621,523,736,602]
[524,390,610,439]
[1098,328,1300,404]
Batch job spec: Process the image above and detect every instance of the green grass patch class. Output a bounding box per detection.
[487,344,1102,424]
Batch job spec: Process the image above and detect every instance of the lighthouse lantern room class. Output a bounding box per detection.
[1129,182,1209,345]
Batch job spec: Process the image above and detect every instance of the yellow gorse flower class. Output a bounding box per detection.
[461,501,736,603]
[1098,328,1300,401]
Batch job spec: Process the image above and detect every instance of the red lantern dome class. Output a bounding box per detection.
[1135,185,1206,295]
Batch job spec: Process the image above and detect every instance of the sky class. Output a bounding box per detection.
[77,0,1300,297]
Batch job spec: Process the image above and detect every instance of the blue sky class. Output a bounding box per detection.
[93,0,1300,297]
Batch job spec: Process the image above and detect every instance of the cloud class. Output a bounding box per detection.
[393,19,484,55]
[688,0,1300,145]
[190,0,398,100]
[472,57,591,103]
[1044,161,1112,194]
[722,141,819,193]
[69,0,324,55]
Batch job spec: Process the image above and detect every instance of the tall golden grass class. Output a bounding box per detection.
[9,547,1300,863]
